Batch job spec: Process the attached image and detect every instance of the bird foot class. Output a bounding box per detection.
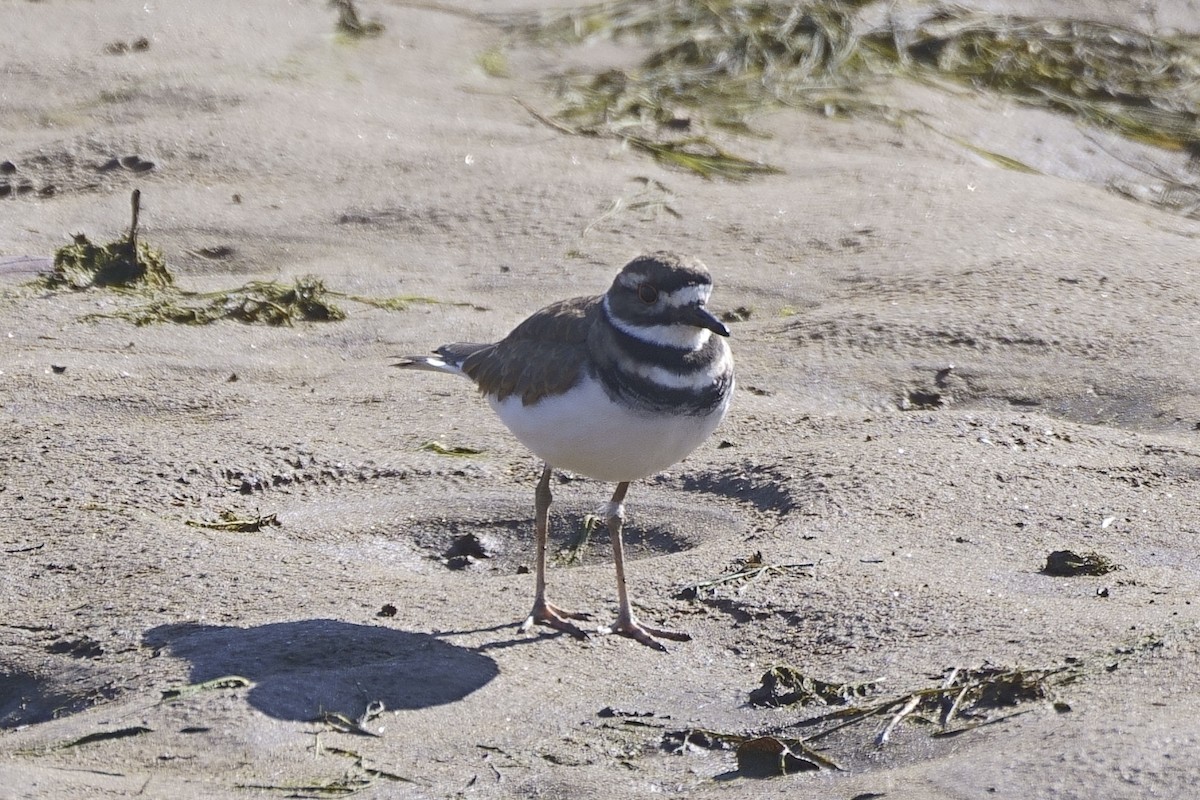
[520,599,592,640]
[600,616,691,652]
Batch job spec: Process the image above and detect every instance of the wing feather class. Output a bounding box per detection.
[461,296,598,404]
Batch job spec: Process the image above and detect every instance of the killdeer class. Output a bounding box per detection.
[394,252,734,650]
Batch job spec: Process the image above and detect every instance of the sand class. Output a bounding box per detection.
[2,1,1199,798]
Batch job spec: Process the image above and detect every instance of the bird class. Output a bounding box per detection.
[394,252,734,650]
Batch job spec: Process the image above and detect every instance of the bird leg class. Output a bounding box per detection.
[520,462,591,639]
[599,482,691,651]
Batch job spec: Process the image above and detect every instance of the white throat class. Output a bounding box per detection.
[603,296,713,351]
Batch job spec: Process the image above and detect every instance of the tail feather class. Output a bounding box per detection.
[392,355,466,376]
[393,342,491,378]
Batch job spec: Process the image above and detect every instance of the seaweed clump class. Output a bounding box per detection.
[658,636,1164,775]
[332,0,384,38]
[49,232,172,290]
[43,191,460,327]
[902,14,1200,154]
[508,0,1200,208]
[103,277,348,327]
[85,276,460,327]
[749,666,877,708]
[45,190,172,290]
[1043,549,1121,577]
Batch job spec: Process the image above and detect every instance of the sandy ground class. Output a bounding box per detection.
[3,1,1200,798]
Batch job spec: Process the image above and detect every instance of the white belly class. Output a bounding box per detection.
[488,376,732,482]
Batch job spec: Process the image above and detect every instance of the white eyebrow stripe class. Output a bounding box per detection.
[617,272,642,290]
[661,284,712,307]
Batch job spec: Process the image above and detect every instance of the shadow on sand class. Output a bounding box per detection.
[143,619,498,721]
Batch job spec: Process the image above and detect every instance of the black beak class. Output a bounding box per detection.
[683,304,731,337]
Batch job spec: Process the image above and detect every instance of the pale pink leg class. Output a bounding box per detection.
[519,463,591,639]
[598,482,691,651]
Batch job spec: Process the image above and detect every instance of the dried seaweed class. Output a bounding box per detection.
[477,45,511,78]
[781,661,1085,751]
[84,277,346,326]
[902,15,1200,154]
[676,551,813,599]
[662,636,1164,776]
[44,190,172,290]
[665,664,1059,772]
[315,701,385,737]
[1043,549,1121,576]
[419,440,484,456]
[582,176,682,237]
[184,511,281,533]
[159,675,252,702]
[237,776,373,796]
[190,279,334,324]
[506,1,1200,208]
[245,736,419,795]
[332,0,384,38]
[556,513,603,565]
[662,727,842,773]
[82,278,460,327]
[506,0,901,179]
[749,666,878,707]
[320,745,418,785]
[42,191,466,326]
[48,233,172,290]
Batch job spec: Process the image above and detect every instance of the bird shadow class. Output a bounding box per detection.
[432,621,590,652]
[142,619,498,722]
[0,665,121,729]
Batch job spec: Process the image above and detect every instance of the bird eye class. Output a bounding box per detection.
[637,284,659,304]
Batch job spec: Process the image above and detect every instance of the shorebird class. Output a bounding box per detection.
[395,252,734,650]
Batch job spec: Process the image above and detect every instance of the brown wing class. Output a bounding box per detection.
[459,295,599,405]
